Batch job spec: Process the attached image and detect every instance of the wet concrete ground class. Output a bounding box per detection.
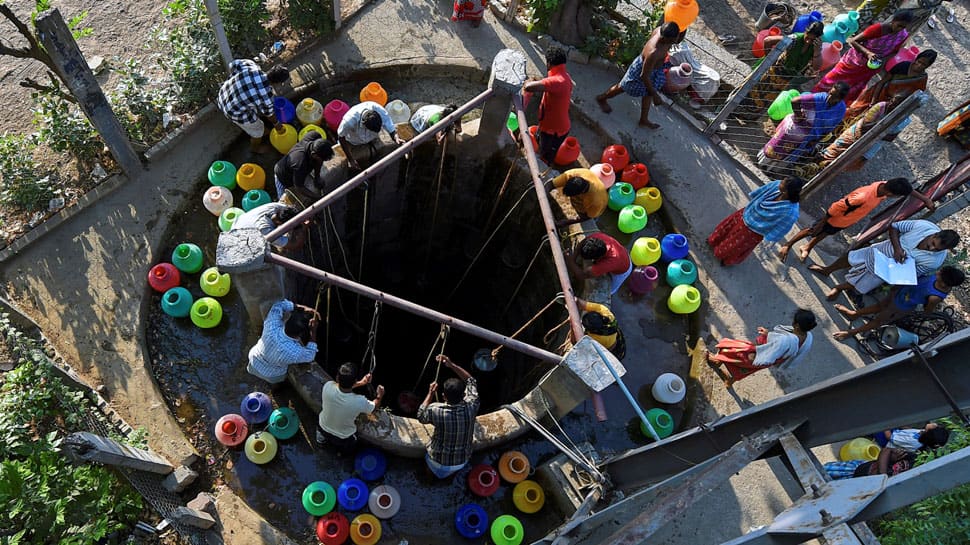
[146,87,695,541]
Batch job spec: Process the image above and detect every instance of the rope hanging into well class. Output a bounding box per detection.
[501,235,550,315]
[361,300,382,382]
[423,136,450,276]
[412,324,450,391]
[355,180,371,322]
[489,293,565,363]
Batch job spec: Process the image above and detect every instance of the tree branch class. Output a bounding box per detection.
[20,72,77,104]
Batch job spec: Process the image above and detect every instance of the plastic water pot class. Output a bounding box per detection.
[171,243,203,274]
[792,10,823,33]
[203,186,233,216]
[628,265,660,294]
[354,448,387,481]
[666,259,698,287]
[652,372,687,403]
[148,263,180,293]
[554,136,581,166]
[468,464,500,497]
[359,82,388,106]
[337,478,369,511]
[240,392,272,424]
[506,111,519,132]
[527,125,539,154]
[298,123,327,141]
[295,97,324,126]
[273,96,296,124]
[269,124,298,155]
[236,163,266,191]
[244,431,278,464]
[663,63,694,93]
[822,21,848,44]
[267,407,299,440]
[752,27,782,58]
[640,407,675,439]
[316,512,350,545]
[350,514,382,545]
[660,233,690,262]
[242,189,272,212]
[608,182,635,211]
[664,0,699,30]
[886,45,919,72]
[208,160,237,189]
[590,163,616,188]
[512,480,545,514]
[768,89,801,121]
[200,267,231,297]
[384,99,411,125]
[631,237,662,266]
[618,204,648,233]
[621,163,650,189]
[840,438,881,461]
[161,287,193,318]
[324,99,350,131]
[190,297,222,328]
[302,481,337,516]
[635,187,663,214]
[601,144,630,171]
[491,515,524,545]
[214,413,248,447]
[455,503,489,539]
[667,284,701,314]
[821,41,844,71]
[367,484,401,519]
[834,10,860,36]
[498,451,530,483]
[218,207,244,233]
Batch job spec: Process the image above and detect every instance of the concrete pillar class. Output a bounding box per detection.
[215,228,282,329]
[202,0,234,72]
[473,49,528,156]
[34,9,142,177]
[63,431,174,474]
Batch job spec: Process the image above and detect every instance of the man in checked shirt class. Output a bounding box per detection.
[217,59,291,152]
[417,354,480,478]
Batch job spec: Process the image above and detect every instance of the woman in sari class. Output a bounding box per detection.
[845,50,936,121]
[740,22,824,118]
[758,84,849,174]
[798,91,907,176]
[814,11,913,104]
[707,309,817,387]
[708,177,804,266]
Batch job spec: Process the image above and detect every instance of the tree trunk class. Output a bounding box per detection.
[548,0,595,47]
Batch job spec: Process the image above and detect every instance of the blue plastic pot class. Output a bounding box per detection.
[660,233,690,263]
[337,478,369,511]
[273,96,296,124]
[355,448,387,481]
[666,259,698,287]
[455,503,489,539]
[161,287,193,318]
[240,392,272,424]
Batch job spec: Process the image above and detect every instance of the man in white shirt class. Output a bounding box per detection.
[337,101,404,169]
[317,363,384,454]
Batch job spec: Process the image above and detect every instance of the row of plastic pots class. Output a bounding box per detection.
[312,508,526,545]
[204,161,272,233]
[149,244,231,327]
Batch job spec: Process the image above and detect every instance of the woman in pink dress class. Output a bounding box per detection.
[813,10,913,104]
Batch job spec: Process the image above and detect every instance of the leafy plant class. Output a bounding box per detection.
[32,91,103,164]
[155,0,224,110]
[287,0,335,36]
[872,418,970,545]
[218,0,270,58]
[109,59,175,149]
[0,134,54,211]
[0,314,143,544]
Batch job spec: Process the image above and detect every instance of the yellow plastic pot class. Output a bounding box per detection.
[635,187,663,214]
[190,297,223,328]
[839,438,880,461]
[350,513,382,545]
[200,267,231,297]
[512,480,545,514]
[667,285,701,314]
[236,163,266,191]
[298,123,327,141]
[269,124,298,155]
[631,237,662,266]
[244,431,278,464]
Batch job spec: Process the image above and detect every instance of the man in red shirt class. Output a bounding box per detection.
[523,46,574,165]
[565,232,632,294]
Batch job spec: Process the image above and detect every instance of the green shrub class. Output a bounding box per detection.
[0,135,54,211]
[218,0,271,58]
[31,93,103,165]
[156,0,225,110]
[109,59,176,148]
[0,314,143,543]
[287,0,335,36]
[872,418,970,545]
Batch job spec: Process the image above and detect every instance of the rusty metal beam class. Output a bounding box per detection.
[265,252,563,364]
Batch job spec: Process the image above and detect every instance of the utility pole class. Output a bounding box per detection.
[203,0,234,71]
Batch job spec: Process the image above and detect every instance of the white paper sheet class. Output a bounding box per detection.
[874,251,918,285]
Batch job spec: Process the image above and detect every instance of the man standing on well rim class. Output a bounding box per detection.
[217,59,290,152]
[417,355,479,478]
[523,45,574,164]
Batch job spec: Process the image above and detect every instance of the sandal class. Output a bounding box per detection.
[947,7,955,23]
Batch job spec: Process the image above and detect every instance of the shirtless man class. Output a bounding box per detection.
[595,22,681,129]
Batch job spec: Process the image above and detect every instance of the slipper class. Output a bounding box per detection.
[717,34,737,45]
[927,16,937,29]
[947,8,955,23]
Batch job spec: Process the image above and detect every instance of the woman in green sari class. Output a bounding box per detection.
[739,22,824,119]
